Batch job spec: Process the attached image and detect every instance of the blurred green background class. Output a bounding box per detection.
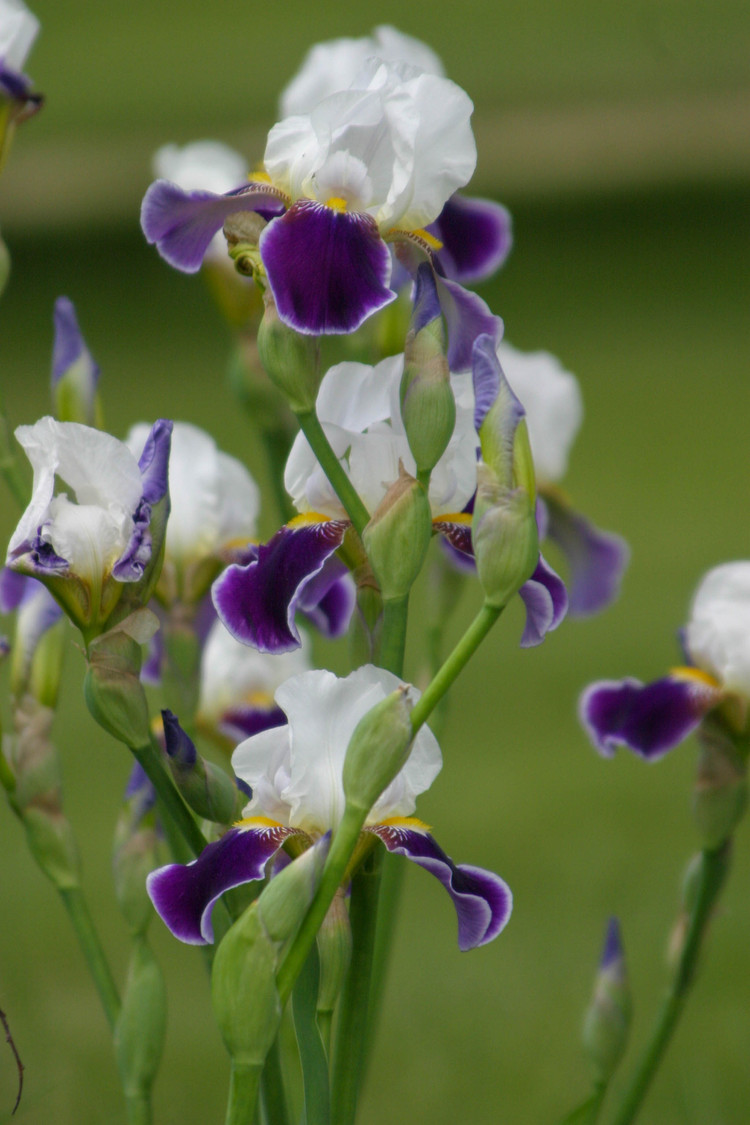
[1,2,749,1122]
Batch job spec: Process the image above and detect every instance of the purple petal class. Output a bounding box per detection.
[0,567,30,612]
[219,704,287,743]
[428,193,512,284]
[141,180,285,273]
[212,518,348,653]
[147,822,300,944]
[435,274,503,373]
[579,674,719,761]
[296,555,355,639]
[518,555,568,647]
[543,496,629,616]
[137,418,173,505]
[433,516,474,565]
[111,497,152,582]
[411,262,443,333]
[260,200,396,335]
[601,916,625,971]
[51,297,100,387]
[368,821,512,951]
[0,65,42,117]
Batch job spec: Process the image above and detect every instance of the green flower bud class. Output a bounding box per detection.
[257,293,320,415]
[162,710,240,825]
[471,465,539,609]
[113,772,160,935]
[400,313,455,475]
[692,716,748,848]
[84,622,153,748]
[362,465,432,601]
[316,889,352,1017]
[582,919,631,1081]
[342,686,414,815]
[114,937,167,1102]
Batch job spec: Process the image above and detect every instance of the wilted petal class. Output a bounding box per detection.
[260,200,396,335]
[518,555,568,647]
[147,821,301,943]
[579,673,720,760]
[544,495,629,616]
[212,517,348,653]
[368,819,512,950]
[429,193,512,284]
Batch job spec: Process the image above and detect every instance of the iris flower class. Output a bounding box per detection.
[0,0,42,172]
[148,665,512,951]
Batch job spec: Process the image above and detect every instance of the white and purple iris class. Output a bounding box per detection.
[580,561,750,760]
[147,664,512,951]
[5,417,171,630]
[141,57,498,365]
[0,0,41,163]
[488,342,628,616]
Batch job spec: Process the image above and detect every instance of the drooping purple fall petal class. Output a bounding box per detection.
[518,555,568,647]
[428,193,512,284]
[544,495,629,616]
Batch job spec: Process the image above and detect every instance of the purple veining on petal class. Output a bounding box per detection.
[434,273,503,373]
[212,519,348,653]
[428,193,512,284]
[433,518,474,562]
[137,419,172,505]
[260,200,396,335]
[51,297,100,387]
[111,498,152,582]
[0,567,29,612]
[141,180,284,273]
[296,555,355,639]
[518,555,568,647]
[219,704,287,743]
[19,528,69,575]
[368,822,512,951]
[543,495,629,616]
[579,674,719,761]
[147,823,300,944]
[411,262,442,334]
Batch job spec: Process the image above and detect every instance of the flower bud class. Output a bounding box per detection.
[582,918,631,1080]
[692,716,748,848]
[362,465,432,601]
[471,465,539,609]
[342,686,414,815]
[113,764,159,935]
[400,265,455,474]
[316,888,352,1016]
[114,936,167,1103]
[50,298,102,427]
[84,622,153,748]
[212,838,328,1066]
[161,710,241,824]
[257,292,320,415]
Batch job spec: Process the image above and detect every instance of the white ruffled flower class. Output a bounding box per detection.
[0,0,38,72]
[232,664,441,835]
[284,354,477,520]
[265,57,475,234]
[496,342,583,484]
[685,562,750,698]
[279,25,444,117]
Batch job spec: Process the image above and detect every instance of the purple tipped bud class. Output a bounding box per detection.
[113,765,159,934]
[582,918,631,1080]
[161,709,243,824]
[51,298,101,427]
[400,265,455,474]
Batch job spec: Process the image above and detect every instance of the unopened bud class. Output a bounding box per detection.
[316,889,352,1016]
[692,717,748,848]
[114,936,167,1102]
[113,764,159,934]
[84,626,152,748]
[400,265,455,474]
[471,465,539,608]
[257,293,320,414]
[582,918,631,1080]
[162,710,240,824]
[50,298,102,427]
[343,687,414,814]
[363,466,431,601]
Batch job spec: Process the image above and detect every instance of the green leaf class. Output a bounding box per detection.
[293,946,331,1125]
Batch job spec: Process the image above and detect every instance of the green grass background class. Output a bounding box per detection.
[1,3,749,1122]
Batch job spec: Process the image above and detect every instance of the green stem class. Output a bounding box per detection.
[411,601,502,734]
[124,1094,152,1125]
[225,1062,263,1125]
[59,886,121,1031]
[295,410,370,537]
[330,853,382,1125]
[380,596,409,677]
[609,843,730,1125]
[277,804,366,1006]
[364,852,404,1063]
[260,1037,290,1125]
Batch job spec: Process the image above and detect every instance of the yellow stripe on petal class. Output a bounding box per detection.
[288,511,336,529]
[670,666,721,690]
[326,197,348,212]
[376,815,433,833]
[386,227,443,253]
[234,815,286,829]
[434,512,472,527]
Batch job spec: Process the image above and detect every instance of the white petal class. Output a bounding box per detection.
[496,342,583,483]
[45,495,133,582]
[685,562,750,697]
[232,724,295,825]
[151,141,248,194]
[316,355,401,429]
[0,0,39,70]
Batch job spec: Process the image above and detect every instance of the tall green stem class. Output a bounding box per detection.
[124,1094,152,1125]
[225,1062,262,1125]
[59,886,121,1030]
[609,843,730,1125]
[295,410,370,537]
[380,596,409,677]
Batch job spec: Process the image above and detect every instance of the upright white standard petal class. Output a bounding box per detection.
[198,618,310,730]
[284,355,477,520]
[264,58,475,234]
[7,417,142,582]
[0,0,39,71]
[685,562,750,698]
[126,421,259,570]
[279,26,445,117]
[152,141,248,196]
[231,665,441,836]
[496,342,583,484]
